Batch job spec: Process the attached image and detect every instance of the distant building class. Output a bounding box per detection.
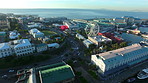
[122,16,135,25]
[113,18,125,23]
[88,35,112,46]
[98,32,123,43]
[27,22,44,29]
[0,14,10,30]
[88,22,115,36]
[115,23,127,28]
[91,44,148,78]
[40,17,67,23]
[134,18,142,24]
[29,28,44,38]
[63,20,79,30]
[9,30,20,39]
[36,43,48,52]
[16,62,75,83]
[139,25,148,33]
[83,39,94,48]
[47,43,60,49]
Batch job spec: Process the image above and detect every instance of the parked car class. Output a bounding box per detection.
[9,70,14,73]
[1,75,7,78]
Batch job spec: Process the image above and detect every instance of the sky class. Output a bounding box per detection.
[0,0,148,12]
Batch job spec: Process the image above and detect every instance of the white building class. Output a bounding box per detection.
[0,43,13,58]
[36,43,48,52]
[113,18,125,23]
[47,43,60,49]
[88,35,112,46]
[122,16,135,24]
[91,44,148,77]
[12,39,35,56]
[27,22,43,29]
[76,33,86,40]
[0,39,35,57]
[29,28,44,38]
[9,30,20,39]
[63,21,79,30]
[83,39,94,48]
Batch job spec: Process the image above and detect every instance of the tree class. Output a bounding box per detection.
[120,42,127,47]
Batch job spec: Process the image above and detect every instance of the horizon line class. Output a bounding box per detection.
[0,8,148,12]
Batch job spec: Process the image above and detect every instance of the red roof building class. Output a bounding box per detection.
[60,25,69,31]
[98,32,123,43]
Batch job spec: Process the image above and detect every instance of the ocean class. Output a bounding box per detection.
[0,9,148,19]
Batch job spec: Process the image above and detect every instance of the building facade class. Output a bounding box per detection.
[91,44,148,77]
[0,39,35,58]
[36,43,48,52]
[0,43,13,58]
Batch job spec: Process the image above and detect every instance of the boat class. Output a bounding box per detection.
[137,68,148,79]
[127,77,136,82]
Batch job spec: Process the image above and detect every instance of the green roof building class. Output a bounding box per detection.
[16,62,75,83]
[38,62,75,83]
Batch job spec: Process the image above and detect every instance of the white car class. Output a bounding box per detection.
[1,75,7,78]
[9,70,14,73]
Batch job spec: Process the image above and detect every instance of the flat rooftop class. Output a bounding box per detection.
[96,44,145,60]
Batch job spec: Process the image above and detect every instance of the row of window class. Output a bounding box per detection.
[15,45,32,50]
[16,49,33,53]
[0,48,12,52]
[107,53,148,70]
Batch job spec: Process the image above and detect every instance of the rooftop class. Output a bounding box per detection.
[96,44,146,60]
[0,43,10,50]
[39,62,75,83]
[89,35,112,42]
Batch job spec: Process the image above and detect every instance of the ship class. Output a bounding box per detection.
[137,68,148,79]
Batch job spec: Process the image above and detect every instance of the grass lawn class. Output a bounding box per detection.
[42,30,57,36]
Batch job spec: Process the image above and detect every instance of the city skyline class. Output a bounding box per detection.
[0,0,148,12]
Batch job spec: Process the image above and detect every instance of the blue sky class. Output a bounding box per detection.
[0,0,148,12]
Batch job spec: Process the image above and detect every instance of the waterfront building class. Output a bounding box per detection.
[122,16,135,25]
[36,43,48,52]
[113,18,125,23]
[88,35,112,46]
[134,18,142,24]
[139,25,148,33]
[16,62,75,83]
[88,22,115,36]
[91,44,148,77]
[40,17,67,23]
[29,28,44,38]
[63,20,79,30]
[115,22,127,28]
